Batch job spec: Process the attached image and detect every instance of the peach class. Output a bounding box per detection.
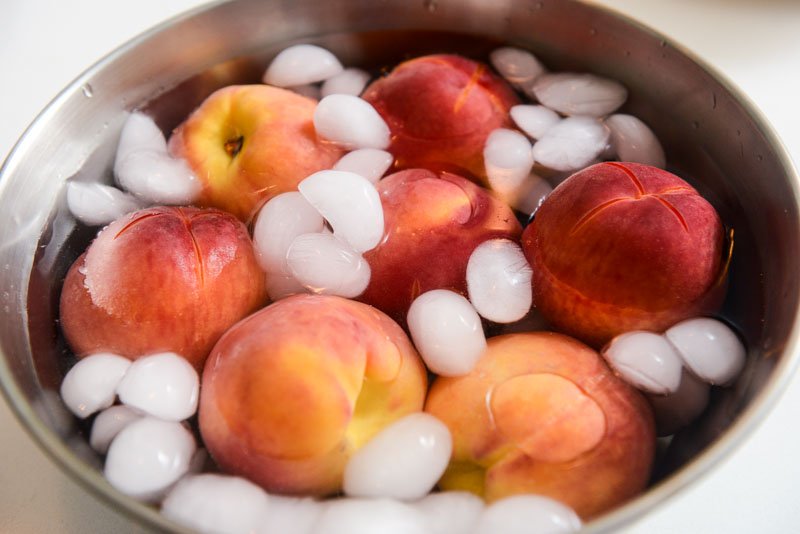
[425,332,655,519]
[198,294,428,496]
[59,206,266,370]
[359,168,522,322]
[522,162,727,347]
[168,84,343,222]
[362,54,519,182]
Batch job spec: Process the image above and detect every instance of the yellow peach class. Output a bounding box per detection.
[198,294,428,495]
[168,84,343,222]
[425,332,655,519]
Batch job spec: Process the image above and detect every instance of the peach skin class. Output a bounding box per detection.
[168,84,343,222]
[59,206,267,371]
[522,162,727,348]
[425,332,655,519]
[198,294,428,496]
[362,54,519,182]
[359,168,522,323]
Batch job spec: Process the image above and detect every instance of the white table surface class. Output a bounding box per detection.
[1,1,799,532]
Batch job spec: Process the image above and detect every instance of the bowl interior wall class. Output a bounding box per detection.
[1,0,798,531]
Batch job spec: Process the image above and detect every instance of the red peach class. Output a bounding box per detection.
[59,206,266,370]
[522,161,726,347]
[168,84,343,222]
[198,294,428,496]
[359,168,522,323]
[362,54,519,181]
[425,332,655,519]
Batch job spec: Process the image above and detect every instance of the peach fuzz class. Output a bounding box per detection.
[59,206,267,371]
[362,54,519,182]
[359,168,522,323]
[522,161,726,348]
[198,294,428,496]
[168,84,343,222]
[425,332,655,519]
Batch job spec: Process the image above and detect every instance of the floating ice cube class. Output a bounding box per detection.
[104,417,195,501]
[407,289,486,376]
[664,317,746,385]
[161,474,269,534]
[602,331,684,394]
[532,116,610,172]
[343,413,452,500]
[298,170,384,252]
[115,150,201,205]
[60,353,131,419]
[314,94,391,150]
[484,128,534,199]
[510,105,561,140]
[113,112,201,205]
[253,192,325,274]
[66,181,145,227]
[263,44,344,87]
[413,491,484,534]
[116,352,198,421]
[532,72,627,117]
[90,405,144,454]
[648,369,711,436]
[333,148,394,184]
[605,113,666,168]
[314,498,428,534]
[262,494,326,534]
[321,68,371,97]
[473,494,582,534]
[489,47,546,89]
[286,232,371,298]
[466,239,533,323]
[115,112,167,165]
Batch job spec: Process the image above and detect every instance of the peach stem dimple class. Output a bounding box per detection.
[224,135,244,157]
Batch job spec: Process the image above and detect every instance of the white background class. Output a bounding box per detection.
[1,1,799,532]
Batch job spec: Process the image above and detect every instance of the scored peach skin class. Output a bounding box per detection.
[425,332,655,519]
[522,161,727,348]
[199,294,428,496]
[168,84,343,222]
[363,54,519,182]
[59,206,267,371]
[359,168,522,323]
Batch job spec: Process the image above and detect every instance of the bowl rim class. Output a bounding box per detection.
[1,0,799,532]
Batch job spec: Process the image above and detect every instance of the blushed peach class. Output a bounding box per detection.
[522,161,727,347]
[59,206,267,370]
[362,54,519,182]
[359,168,522,323]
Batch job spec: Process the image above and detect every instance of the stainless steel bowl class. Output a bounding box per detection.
[1,0,798,531]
